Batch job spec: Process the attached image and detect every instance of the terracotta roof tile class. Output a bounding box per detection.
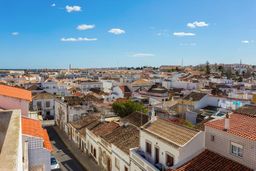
[172,150,252,171]
[92,122,119,137]
[0,85,32,101]
[205,113,256,141]
[121,112,149,127]
[235,105,256,117]
[102,125,139,154]
[22,117,52,152]
[183,92,207,101]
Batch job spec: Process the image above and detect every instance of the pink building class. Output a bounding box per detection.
[0,85,32,116]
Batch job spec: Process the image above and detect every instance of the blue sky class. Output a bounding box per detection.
[0,0,256,69]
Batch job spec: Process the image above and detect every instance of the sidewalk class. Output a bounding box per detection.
[53,126,100,171]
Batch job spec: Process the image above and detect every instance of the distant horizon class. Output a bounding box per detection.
[0,61,254,70]
[0,0,255,68]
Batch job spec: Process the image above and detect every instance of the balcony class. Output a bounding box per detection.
[130,147,164,171]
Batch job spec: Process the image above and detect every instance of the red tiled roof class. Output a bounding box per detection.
[172,150,252,171]
[205,113,256,141]
[22,117,52,152]
[0,85,32,101]
[92,122,119,137]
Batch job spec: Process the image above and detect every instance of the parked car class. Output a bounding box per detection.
[51,156,60,170]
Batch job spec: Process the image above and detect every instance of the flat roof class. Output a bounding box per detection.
[0,110,21,171]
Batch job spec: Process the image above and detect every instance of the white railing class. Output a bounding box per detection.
[130,148,160,171]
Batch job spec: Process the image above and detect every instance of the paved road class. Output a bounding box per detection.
[46,127,86,171]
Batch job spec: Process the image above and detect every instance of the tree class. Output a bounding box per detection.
[218,65,224,75]
[112,100,148,117]
[225,67,232,79]
[238,76,243,82]
[205,61,210,75]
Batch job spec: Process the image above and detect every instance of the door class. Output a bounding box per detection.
[155,147,159,164]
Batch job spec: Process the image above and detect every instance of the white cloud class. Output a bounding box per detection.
[108,28,125,35]
[66,5,81,13]
[180,42,197,46]
[241,40,250,44]
[11,32,19,36]
[133,53,155,57]
[51,3,56,7]
[187,21,209,28]
[241,40,255,44]
[61,37,97,42]
[173,32,195,37]
[77,24,95,31]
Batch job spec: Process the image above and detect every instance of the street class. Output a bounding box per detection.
[46,127,86,171]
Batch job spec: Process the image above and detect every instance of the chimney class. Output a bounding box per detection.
[100,114,105,122]
[224,113,230,131]
[150,107,157,123]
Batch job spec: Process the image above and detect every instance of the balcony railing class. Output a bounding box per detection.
[130,147,164,171]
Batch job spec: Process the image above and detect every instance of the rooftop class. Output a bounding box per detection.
[142,118,200,147]
[33,92,55,100]
[148,84,168,94]
[131,79,152,86]
[121,111,149,127]
[205,113,256,141]
[22,117,52,152]
[183,92,207,101]
[172,150,252,171]
[102,124,139,154]
[92,122,119,137]
[0,84,32,101]
[70,115,100,129]
[235,105,256,117]
[0,110,21,171]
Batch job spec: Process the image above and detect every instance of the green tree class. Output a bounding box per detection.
[218,65,224,75]
[112,100,147,117]
[238,76,243,82]
[205,61,210,75]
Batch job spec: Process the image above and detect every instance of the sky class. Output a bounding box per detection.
[0,0,256,69]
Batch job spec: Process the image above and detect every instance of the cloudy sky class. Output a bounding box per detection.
[0,0,255,68]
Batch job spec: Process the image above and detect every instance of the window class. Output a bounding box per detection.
[46,101,50,108]
[36,101,42,109]
[46,111,50,116]
[166,153,174,167]
[146,141,152,156]
[231,142,243,157]
[124,166,128,171]
[155,147,159,164]
[115,157,120,170]
[93,148,97,158]
[211,135,215,142]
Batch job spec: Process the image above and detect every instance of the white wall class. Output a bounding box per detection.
[86,130,100,163]
[32,99,55,117]
[140,130,205,167]
[205,126,256,170]
[23,136,51,171]
[111,145,130,171]
[178,132,205,166]
[140,131,180,166]
[195,95,219,110]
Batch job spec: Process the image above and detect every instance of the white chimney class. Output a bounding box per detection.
[224,113,230,131]
[150,107,157,123]
[100,114,105,122]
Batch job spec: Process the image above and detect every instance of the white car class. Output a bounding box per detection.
[51,156,60,170]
